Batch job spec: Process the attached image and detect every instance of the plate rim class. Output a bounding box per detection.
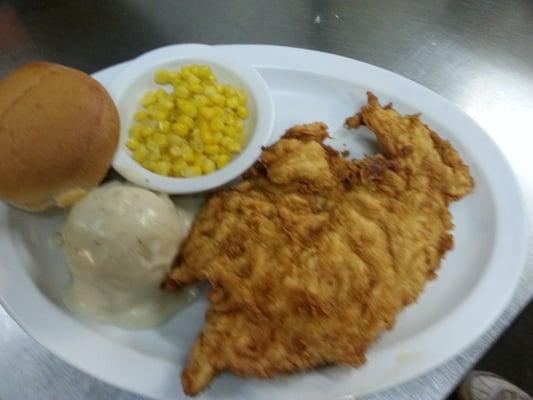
[0,44,528,400]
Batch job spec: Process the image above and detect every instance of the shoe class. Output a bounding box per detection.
[457,371,532,400]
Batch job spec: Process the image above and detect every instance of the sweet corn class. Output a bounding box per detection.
[226,97,239,109]
[204,144,220,155]
[153,133,167,148]
[172,122,189,137]
[199,106,216,120]
[154,69,170,84]
[156,161,171,176]
[202,159,216,174]
[179,101,197,118]
[182,145,194,162]
[126,138,140,150]
[185,165,202,177]
[237,105,248,118]
[127,64,249,177]
[133,146,149,162]
[176,115,194,129]
[172,159,188,176]
[191,137,204,153]
[169,146,182,159]
[143,160,157,172]
[210,117,225,131]
[158,120,170,133]
[215,154,230,168]
[194,95,210,107]
[174,85,189,98]
[168,134,183,146]
[141,92,156,106]
[134,110,149,121]
[189,82,203,94]
[169,71,181,84]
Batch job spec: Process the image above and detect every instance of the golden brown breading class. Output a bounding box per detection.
[165,92,474,395]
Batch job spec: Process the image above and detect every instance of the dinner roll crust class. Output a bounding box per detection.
[0,62,119,211]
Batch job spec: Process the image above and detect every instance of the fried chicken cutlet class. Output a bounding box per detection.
[165,92,474,395]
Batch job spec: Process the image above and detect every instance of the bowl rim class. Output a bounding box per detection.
[107,44,275,194]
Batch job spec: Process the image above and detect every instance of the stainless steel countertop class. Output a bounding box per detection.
[1,1,532,399]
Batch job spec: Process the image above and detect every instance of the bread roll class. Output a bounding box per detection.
[0,62,119,211]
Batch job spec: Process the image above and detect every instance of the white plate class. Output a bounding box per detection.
[0,45,527,400]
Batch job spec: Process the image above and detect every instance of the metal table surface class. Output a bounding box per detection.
[1,1,532,399]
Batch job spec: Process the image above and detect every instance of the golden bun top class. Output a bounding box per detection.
[0,61,119,211]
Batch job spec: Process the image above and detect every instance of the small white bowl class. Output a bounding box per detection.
[107,44,275,194]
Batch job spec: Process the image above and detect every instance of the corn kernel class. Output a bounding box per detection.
[202,159,216,174]
[190,128,201,141]
[156,161,171,176]
[198,65,212,77]
[172,122,189,137]
[153,133,168,148]
[168,134,184,146]
[174,85,189,99]
[172,160,188,176]
[199,106,216,120]
[236,89,247,105]
[151,109,167,121]
[197,119,209,131]
[159,99,174,112]
[213,106,224,116]
[215,154,230,168]
[194,94,209,107]
[141,92,156,106]
[169,146,182,159]
[201,131,215,144]
[130,130,143,140]
[237,105,248,118]
[190,65,201,76]
[204,144,220,155]
[129,125,144,140]
[155,88,167,98]
[224,86,237,97]
[212,93,225,106]
[158,120,170,133]
[133,146,149,162]
[154,69,170,84]
[193,153,207,166]
[185,165,202,177]
[226,97,239,109]
[126,138,140,150]
[182,145,194,162]
[147,149,161,161]
[191,138,204,153]
[204,85,217,97]
[169,71,182,84]
[189,82,204,94]
[176,115,194,129]
[210,117,225,131]
[146,140,158,152]
[228,141,241,153]
[143,160,157,172]
[212,131,223,144]
[141,126,155,138]
[134,110,149,121]
[223,125,237,137]
[179,101,197,118]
